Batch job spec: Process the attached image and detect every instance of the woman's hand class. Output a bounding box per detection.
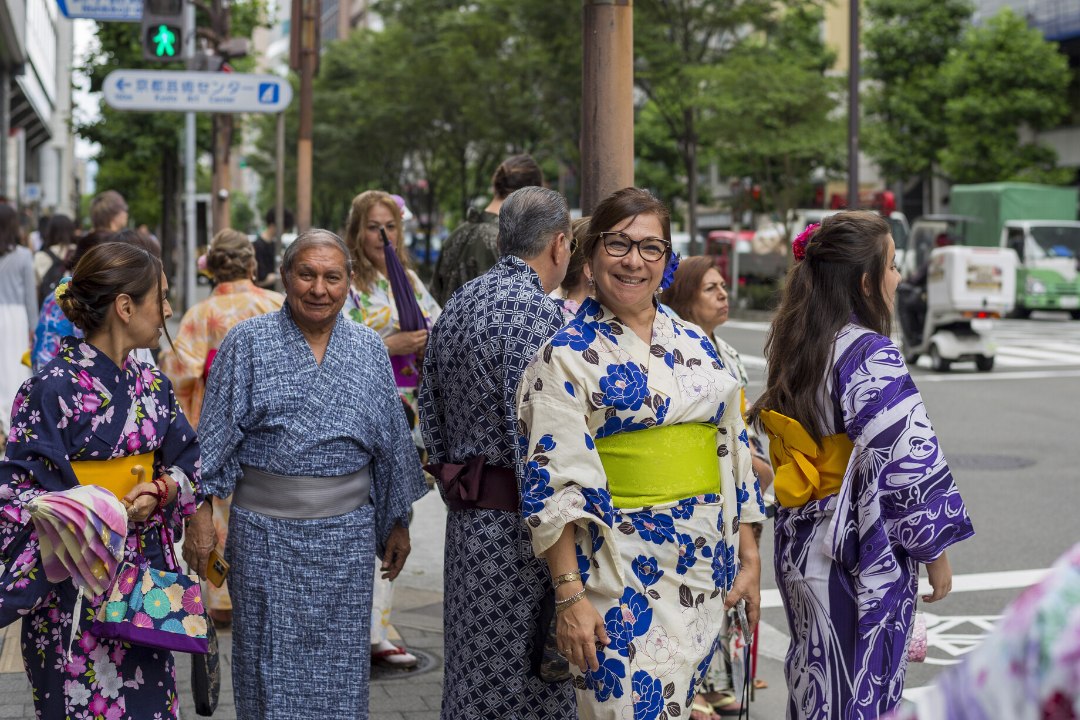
[923,552,953,603]
[121,476,176,523]
[556,593,610,673]
[724,562,761,629]
[384,330,428,357]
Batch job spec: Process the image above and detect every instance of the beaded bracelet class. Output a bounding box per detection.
[554,589,586,615]
[553,571,582,589]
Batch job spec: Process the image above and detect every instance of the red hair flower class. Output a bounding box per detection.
[792,223,819,262]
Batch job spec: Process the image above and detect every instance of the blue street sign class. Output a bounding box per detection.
[103,70,294,114]
[56,0,142,21]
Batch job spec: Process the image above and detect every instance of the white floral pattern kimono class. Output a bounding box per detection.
[517,298,766,720]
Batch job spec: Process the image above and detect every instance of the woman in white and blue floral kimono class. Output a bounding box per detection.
[517,188,766,720]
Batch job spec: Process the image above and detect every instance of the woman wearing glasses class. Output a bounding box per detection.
[517,188,765,720]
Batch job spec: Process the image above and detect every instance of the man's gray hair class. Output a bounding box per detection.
[498,187,570,260]
[281,228,353,278]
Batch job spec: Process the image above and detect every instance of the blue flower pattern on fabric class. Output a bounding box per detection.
[550,321,597,352]
[582,487,616,528]
[584,650,626,703]
[521,434,557,517]
[632,669,665,719]
[595,414,650,440]
[631,555,664,588]
[629,510,677,545]
[675,533,697,575]
[605,587,653,657]
[599,362,649,411]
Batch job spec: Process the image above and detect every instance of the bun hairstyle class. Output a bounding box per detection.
[55,242,167,340]
[206,228,256,283]
[492,154,544,200]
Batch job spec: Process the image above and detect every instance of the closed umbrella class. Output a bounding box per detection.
[381,227,426,332]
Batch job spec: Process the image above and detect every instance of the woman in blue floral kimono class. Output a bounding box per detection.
[517,188,766,720]
[749,212,975,719]
[0,242,202,719]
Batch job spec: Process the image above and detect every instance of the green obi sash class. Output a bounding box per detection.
[595,422,720,508]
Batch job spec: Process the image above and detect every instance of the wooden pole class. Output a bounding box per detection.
[580,0,634,215]
[847,0,860,209]
[296,0,319,231]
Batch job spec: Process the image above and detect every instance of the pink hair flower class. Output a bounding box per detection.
[792,223,819,262]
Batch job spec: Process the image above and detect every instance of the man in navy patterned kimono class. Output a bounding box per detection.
[419,186,576,719]
[189,230,428,720]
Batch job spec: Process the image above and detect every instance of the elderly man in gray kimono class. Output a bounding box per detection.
[184,229,428,719]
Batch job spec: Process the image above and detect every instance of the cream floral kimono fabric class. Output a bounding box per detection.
[517,298,766,720]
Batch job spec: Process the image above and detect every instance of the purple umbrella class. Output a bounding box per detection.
[381,227,427,332]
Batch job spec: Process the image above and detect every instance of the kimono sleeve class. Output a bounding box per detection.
[408,269,442,324]
[719,391,767,527]
[418,323,447,464]
[0,376,81,625]
[516,345,624,594]
[197,327,251,498]
[829,332,974,572]
[367,340,428,557]
[158,305,208,422]
[157,376,203,522]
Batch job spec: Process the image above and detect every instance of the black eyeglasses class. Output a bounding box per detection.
[598,231,670,262]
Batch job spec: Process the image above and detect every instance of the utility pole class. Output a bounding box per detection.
[580,0,634,215]
[183,0,197,312]
[295,0,319,231]
[210,0,232,233]
[847,0,860,209]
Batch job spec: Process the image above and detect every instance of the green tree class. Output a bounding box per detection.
[702,3,845,237]
[634,0,820,249]
[863,0,973,189]
[938,8,1072,184]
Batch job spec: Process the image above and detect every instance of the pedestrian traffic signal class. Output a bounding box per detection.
[141,0,188,62]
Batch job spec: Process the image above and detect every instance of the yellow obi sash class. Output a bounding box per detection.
[759,410,853,508]
[595,423,719,508]
[70,452,154,501]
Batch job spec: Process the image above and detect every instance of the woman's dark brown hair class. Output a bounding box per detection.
[661,255,718,327]
[44,214,76,251]
[580,187,672,265]
[492,154,544,200]
[0,204,20,256]
[56,242,169,341]
[748,210,893,444]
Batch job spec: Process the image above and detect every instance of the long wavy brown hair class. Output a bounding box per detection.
[343,190,410,293]
[747,211,892,444]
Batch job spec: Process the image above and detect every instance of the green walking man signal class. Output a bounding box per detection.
[140,0,187,62]
[151,24,178,57]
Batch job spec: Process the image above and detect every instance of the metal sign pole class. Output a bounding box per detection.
[184,0,196,312]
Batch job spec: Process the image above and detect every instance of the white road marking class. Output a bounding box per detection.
[914,368,1080,382]
[760,567,1049,609]
[722,320,771,332]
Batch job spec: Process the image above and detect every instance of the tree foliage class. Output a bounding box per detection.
[250,0,580,231]
[702,3,844,235]
[863,0,973,185]
[938,8,1072,184]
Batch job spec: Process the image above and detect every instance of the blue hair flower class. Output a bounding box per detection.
[660,251,680,292]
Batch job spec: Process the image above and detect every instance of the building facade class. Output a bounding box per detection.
[1,0,76,218]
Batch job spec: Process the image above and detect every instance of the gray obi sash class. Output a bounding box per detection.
[234,464,372,520]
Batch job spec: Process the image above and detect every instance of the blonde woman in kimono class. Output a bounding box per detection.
[748,211,974,719]
[343,190,440,668]
[518,188,766,720]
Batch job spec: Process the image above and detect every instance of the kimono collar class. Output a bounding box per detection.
[212,279,260,296]
[57,336,133,398]
[579,296,671,335]
[497,254,545,293]
[278,299,345,366]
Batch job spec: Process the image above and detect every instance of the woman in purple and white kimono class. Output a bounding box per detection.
[748,211,975,720]
[0,242,202,719]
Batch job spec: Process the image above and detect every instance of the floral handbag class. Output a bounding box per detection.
[91,523,209,655]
